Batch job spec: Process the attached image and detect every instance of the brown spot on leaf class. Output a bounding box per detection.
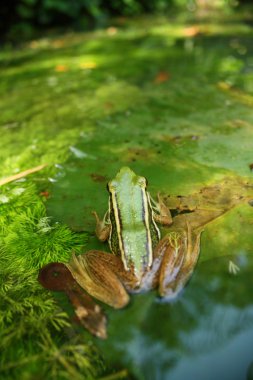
[154,71,170,84]
[106,26,118,36]
[126,147,156,162]
[52,39,66,49]
[40,190,50,198]
[90,173,107,183]
[55,65,69,72]
[104,101,114,110]
[183,26,200,37]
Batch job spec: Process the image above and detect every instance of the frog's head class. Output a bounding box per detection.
[107,167,147,193]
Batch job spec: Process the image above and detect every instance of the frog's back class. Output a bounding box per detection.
[108,167,159,277]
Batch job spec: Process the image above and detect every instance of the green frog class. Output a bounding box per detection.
[66,167,202,309]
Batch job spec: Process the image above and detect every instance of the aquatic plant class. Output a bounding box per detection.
[0,180,105,379]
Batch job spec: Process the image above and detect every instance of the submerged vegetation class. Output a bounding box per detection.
[1,3,253,379]
[0,181,104,379]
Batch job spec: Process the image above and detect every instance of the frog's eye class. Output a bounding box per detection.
[107,180,116,192]
[138,177,147,187]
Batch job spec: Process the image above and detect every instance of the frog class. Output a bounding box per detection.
[66,167,202,310]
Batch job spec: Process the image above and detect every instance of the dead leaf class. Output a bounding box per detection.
[40,190,50,198]
[154,71,170,84]
[103,101,114,110]
[55,65,69,72]
[52,39,66,49]
[90,173,107,183]
[183,26,200,37]
[164,176,253,231]
[106,27,118,36]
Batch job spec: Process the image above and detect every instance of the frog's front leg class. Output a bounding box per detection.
[92,211,111,241]
[158,222,202,300]
[66,251,138,309]
[150,193,172,226]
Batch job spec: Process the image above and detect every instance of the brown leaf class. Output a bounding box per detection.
[55,65,69,72]
[183,26,200,37]
[51,39,66,49]
[154,71,170,84]
[90,173,107,183]
[164,176,253,231]
[106,26,118,36]
[40,190,50,198]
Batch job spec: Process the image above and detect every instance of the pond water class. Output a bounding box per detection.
[99,256,253,380]
[44,9,253,378]
[47,148,253,380]
[1,4,253,380]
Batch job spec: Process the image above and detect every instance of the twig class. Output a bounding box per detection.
[98,369,129,380]
[0,164,48,187]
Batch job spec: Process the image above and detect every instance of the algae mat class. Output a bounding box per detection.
[1,10,253,380]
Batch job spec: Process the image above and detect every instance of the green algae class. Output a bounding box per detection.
[1,8,253,380]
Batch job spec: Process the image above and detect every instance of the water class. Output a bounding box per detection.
[47,151,253,379]
[43,9,253,379]
[94,256,253,380]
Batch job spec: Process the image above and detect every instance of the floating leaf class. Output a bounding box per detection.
[165,176,253,231]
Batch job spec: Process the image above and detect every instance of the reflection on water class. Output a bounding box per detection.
[97,255,253,380]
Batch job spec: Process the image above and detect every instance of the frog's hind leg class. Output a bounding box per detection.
[66,251,130,309]
[158,223,202,300]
